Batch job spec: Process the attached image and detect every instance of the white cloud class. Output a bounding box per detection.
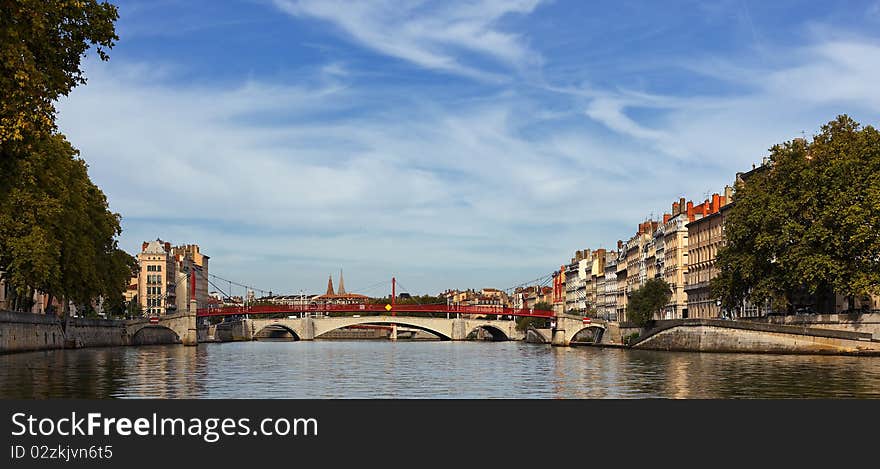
[584,97,669,142]
[58,59,666,293]
[272,0,543,80]
[54,11,880,294]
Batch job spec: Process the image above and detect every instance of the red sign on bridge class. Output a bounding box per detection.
[149,316,159,324]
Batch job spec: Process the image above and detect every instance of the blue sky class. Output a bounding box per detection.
[57,0,880,297]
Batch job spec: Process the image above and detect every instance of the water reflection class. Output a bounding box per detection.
[1,342,879,399]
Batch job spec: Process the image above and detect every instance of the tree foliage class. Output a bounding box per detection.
[0,0,118,145]
[368,294,447,306]
[0,1,130,316]
[515,301,552,331]
[0,134,136,314]
[713,115,880,312]
[627,278,671,327]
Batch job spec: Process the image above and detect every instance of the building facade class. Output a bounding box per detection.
[615,241,628,321]
[662,199,691,319]
[133,239,210,317]
[603,250,618,321]
[684,193,730,318]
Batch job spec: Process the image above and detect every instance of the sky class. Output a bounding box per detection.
[56,0,880,297]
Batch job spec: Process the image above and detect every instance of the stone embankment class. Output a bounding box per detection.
[0,310,186,353]
[629,318,880,355]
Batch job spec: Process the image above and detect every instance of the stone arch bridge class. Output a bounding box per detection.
[217,314,605,344]
[126,312,197,346]
[244,315,525,341]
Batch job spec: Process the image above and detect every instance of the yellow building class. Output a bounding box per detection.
[133,239,210,317]
[662,213,689,318]
[684,193,730,318]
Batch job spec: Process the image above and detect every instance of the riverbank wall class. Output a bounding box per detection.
[747,312,880,339]
[630,318,880,355]
[0,310,181,353]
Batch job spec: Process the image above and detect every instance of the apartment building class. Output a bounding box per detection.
[133,239,210,317]
[685,193,730,318]
[603,250,618,321]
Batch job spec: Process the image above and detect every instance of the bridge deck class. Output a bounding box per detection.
[197,304,556,319]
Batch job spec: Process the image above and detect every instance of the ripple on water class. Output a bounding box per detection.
[1,342,879,398]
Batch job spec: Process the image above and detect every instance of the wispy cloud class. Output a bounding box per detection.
[53,1,880,294]
[272,0,543,80]
[57,56,677,292]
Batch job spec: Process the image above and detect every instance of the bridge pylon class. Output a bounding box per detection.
[181,300,198,346]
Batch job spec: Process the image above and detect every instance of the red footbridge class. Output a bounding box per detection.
[196,303,554,319]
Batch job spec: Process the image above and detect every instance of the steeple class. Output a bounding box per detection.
[338,269,346,295]
[326,275,335,296]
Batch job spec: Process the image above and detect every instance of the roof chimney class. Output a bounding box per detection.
[663,213,671,224]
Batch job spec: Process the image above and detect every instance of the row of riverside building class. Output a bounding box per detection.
[549,161,880,323]
[0,238,210,318]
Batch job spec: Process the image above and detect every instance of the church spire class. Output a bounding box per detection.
[338,269,346,295]
[326,275,335,296]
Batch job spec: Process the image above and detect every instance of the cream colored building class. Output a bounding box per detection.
[615,241,628,321]
[587,249,605,315]
[685,194,730,318]
[136,239,177,317]
[603,251,618,320]
[662,207,690,319]
[133,239,210,317]
[564,250,590,315]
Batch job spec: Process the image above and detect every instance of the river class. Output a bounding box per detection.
[2,341,880,398]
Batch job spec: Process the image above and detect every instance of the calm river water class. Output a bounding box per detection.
[2,341,880,398]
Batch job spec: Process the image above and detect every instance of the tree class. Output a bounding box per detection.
[123,296,142,319]
[0,2,130,317]
[0,0,118,146]
[627,278,671,327]
[713,115,880,313]
[0,133,137,316]
[515,301,552,331]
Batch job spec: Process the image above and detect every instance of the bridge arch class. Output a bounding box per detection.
[314,318,453,341]
[131,325,180,345]
[467,325,509,341]
[569,325,606,344]
[254,324,300,341]
[526,327,550,344]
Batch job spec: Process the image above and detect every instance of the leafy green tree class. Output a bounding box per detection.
[627,278,671,327]
[713,115,880,313]
[515,301,552,331]
[0,2,130,317]
[0,0,118,146]
[0,133,136,316]
[125,296,143,319]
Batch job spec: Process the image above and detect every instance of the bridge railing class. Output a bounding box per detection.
[196,303,555,319]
